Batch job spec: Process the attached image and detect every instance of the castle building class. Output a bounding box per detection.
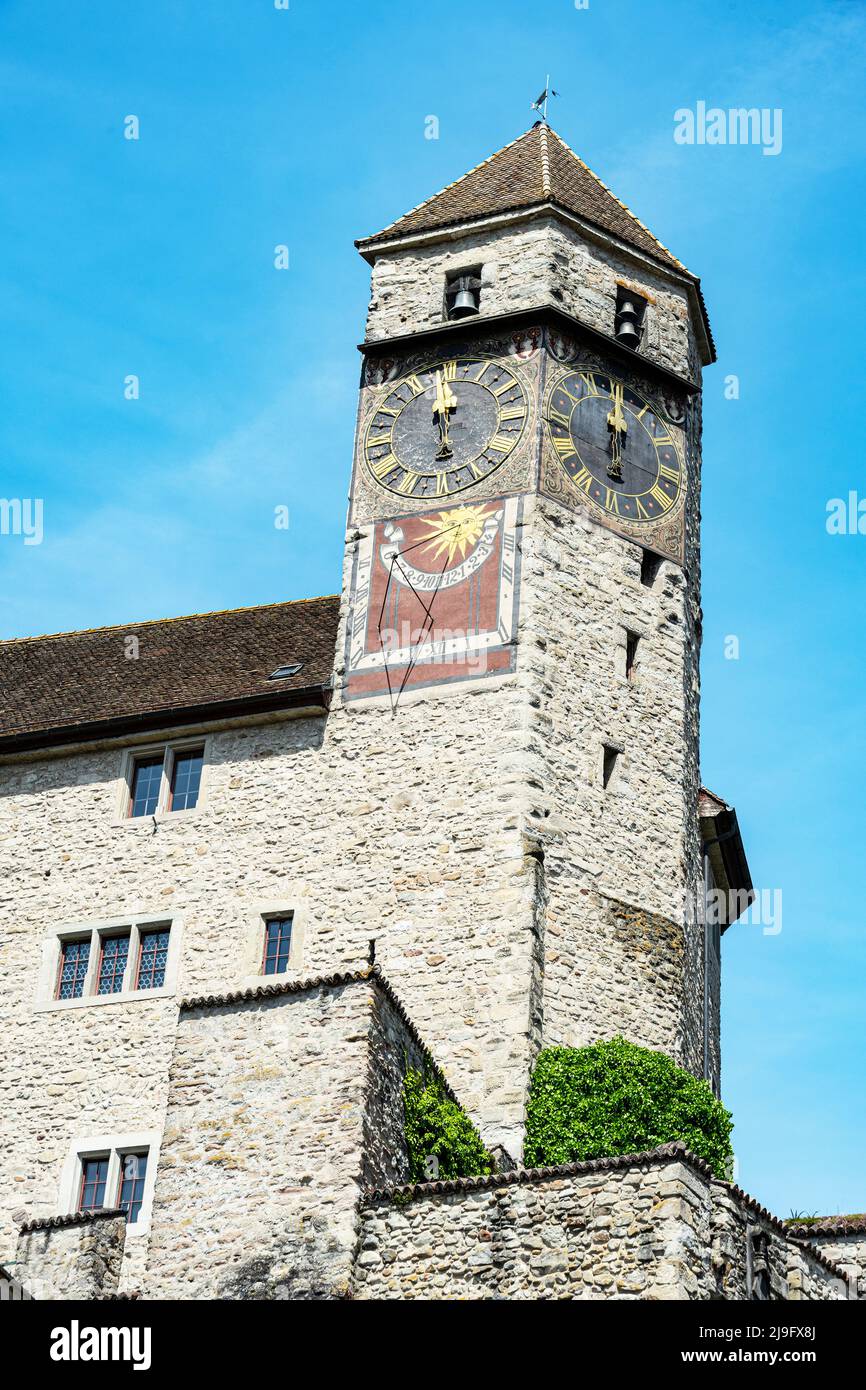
[0,126,860,1301]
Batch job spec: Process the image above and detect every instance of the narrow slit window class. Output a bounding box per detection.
[129,755,163,818]
[117,1153,148,1224]
[97,934,130,996]
[56,939,91,1001]
[168,748,204,812]
[625,632,640,679]
[602,746,619,790]
[262,917,294,975]
[78,1156,109,1213]
[640,549,662,588]
[136,928,171,991]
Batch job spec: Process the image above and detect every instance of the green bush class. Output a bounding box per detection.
[524,1038,734,1179]
[402,1067,493,1182]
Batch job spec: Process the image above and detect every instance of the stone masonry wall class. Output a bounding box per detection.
[709,1181,848,1302]
[15,1212,125,1300]
[0,668,540,1266]
[364,216,699,383]
[802,1229,866,1299]
[354,1149,848,1302]
[143,973,428,1299]
[519,495,708,1080]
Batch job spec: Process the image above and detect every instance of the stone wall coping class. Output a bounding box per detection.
[787,1217,866,1239]
[361,1142,851,1285]
[19,1208,125,1235]
[363,1140,705,1203]
[180,966,372,1013]
[180,965,462,1105]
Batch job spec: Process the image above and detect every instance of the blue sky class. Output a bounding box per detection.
[2,0,864,1217]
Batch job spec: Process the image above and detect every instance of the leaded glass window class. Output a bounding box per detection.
[57,939,91,1000]
[97,934,130,995]
[137,928,170,990]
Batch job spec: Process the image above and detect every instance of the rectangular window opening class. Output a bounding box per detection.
[445,266,482,320]
[136,928,171,991]
[96,933,130,996]
[640,549,662,588]
[129,755,163,818]
[262,916,294,976]
[625,631,640,680]
[602,745,620,790]
[56,938,91,1001]
[615,285,648,350]
[78,1156,109,1213]
[168,747,204,813]
[117,1152,149,1224]
[126,743,205,818]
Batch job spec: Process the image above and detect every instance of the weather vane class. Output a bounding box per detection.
[530,76,559,124]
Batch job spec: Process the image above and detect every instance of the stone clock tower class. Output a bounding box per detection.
[333,125,716,1159]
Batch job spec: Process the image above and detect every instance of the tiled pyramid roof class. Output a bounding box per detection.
[357,124,690,277]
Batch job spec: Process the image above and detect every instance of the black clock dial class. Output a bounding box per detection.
[544,368,684,523]
[364,356,528,499]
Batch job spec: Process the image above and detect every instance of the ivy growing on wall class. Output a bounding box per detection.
[402,1067,493,1182]
[524,1038,734,1179]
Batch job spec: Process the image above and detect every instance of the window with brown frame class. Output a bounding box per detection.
[56,938,91,1001]
[78,1156,109,1212]
[136,928,171,991]
[126,745,204,818]
[262,916,294,975]
[96,933,130,996]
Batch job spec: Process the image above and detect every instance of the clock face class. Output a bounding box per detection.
[544,368,684,524]
[363,356,529,500]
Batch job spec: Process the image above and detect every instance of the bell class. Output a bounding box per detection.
[615,297,642,348]
[450,286,479,318]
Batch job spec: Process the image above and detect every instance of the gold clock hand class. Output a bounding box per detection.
[606,381,627,481]
[432,369,457,461]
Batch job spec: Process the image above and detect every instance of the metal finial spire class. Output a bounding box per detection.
[530,75,560,124]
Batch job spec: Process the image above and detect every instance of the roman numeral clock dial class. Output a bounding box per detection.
[363,357,528,499]
[543,368,685,543]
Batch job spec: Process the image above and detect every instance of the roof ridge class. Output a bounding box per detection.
[539,122,551,197]
[545,127,690,275]
[356,125,542,246]
[0,594,339,648]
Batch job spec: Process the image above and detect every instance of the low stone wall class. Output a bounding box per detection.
[791,1221,866,1300]
[143,969,435,1300]
[354,1145,849,1301]
[15,1211,125,1299]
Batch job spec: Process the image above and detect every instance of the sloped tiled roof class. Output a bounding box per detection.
[0,597,340,752]
[357,124,689,276]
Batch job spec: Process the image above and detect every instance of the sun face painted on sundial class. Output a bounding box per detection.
[363,357,529,500]
[344,496,523,705]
